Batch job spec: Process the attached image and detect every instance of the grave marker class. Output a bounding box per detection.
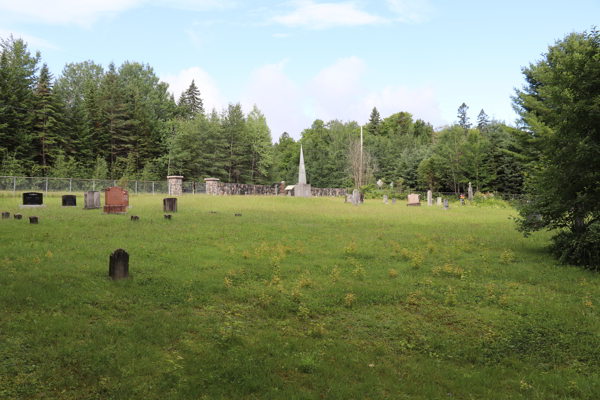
[437,197,442,206]
[20,192,45,208]
[392,198,396,205]
[383,195,388,205]
[84,191,101,209]
[427,190,432,206]
[407,194,421,206]
[62,195,76,207]
[360,193,364,204]
[131,215,139,221]
[2,212,9,219]
[104,187,128,214]
[468,182,473,201]
[460,199,464,206]
[109,249,129,280]
[352,189,360,206]
[163,198,177,212]
[164,214,172,220]
[29,216,38,224]
[444,199,449,210]
[14,214,23,220]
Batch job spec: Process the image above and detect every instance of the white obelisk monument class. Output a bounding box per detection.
[294,145,312,197]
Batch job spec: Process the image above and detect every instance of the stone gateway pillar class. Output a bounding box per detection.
[167,176,184,196]
[204,178,220,195]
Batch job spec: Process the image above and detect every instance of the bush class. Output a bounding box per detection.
[550,221,600,270]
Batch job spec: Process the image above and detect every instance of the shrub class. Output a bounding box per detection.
[550,221,600,270]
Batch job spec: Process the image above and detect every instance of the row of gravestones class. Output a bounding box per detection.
[343,190,453,210]
[2,212,40,223]
[17,189,179,214]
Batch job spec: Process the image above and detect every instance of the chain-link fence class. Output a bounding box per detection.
[0,176,207,196]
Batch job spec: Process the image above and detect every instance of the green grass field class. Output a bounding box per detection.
[1,193,599,399]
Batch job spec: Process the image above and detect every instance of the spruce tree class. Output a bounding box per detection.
[179,80,203,118]
[367,107,381,134]
[457,103,471,133]
[476,109,490,133]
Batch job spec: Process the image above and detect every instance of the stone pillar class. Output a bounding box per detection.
[163,198,177,212]
[427,190,433,206]
[109,249,129,280]
[167,176,184,196]
[204,178,220,195]
[352,189,360,206]
[468,182,473,201]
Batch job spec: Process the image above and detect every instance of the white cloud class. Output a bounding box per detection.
[241,59,310,140]
[161,66,225,113]
[385,0,435,23]
[242,56,445,141]
[0,28,60,51]
[271,1,388,30]
[0,0,234,27]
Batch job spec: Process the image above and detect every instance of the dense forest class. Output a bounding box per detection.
[1,35,530,193]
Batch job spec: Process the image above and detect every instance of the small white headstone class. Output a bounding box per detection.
[383,195,388,204]
[427,190,432,206]
[437,197,442,206]
[352,189,360,206]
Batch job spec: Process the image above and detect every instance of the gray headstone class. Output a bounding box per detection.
[468,182,473,201]
[109,249,129,280]
[392,198,396,205]
[437,197,442,206]
[352,189,359,206]
[443,199,449,210]
[84,191,101,209]
[427,190,432,206]
[383,195,388,204]
[163,197,177,212]
[460,198,464,206]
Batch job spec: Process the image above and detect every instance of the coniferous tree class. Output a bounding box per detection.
[185,80,203,116]
[476,109,490,133]
[31,63,64,172]
[222,103,250,182]
[457,103,471,133]
[367,107,381,134]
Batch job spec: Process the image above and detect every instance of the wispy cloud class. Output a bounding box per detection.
[385,0,435,23]
[0,28,60,51]
[0,0,235,27]
[271,1,388,30]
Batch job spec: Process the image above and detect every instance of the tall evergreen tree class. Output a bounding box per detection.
[222,103,250,182]
[476,109,490,133]
[185,80,203,115]
[457,103,471,133]
[247,104,273,183]
[367,107,381,134]
[31,63,64,172]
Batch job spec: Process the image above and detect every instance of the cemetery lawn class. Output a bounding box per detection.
[2,194,600,400]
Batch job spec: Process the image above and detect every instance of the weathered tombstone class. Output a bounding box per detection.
[427,190,433,206]
[62,195,76,207]
[210,211,217,214]
[383,195,388,205]
[392,198,396,205]
[235,213,242,216]
[437,197,442,206]
[104,187,128,214]
[460,198,464,206]
[14,214,23,220]
[360,193,364,204]
[443,199,449,210]
[352,189,360,206]
[163,197,177,212]
[468,182,473,202]
[407,194,421,206]
[109,249,129,280]
[131,215,139,221]
[164,214,172,220]
[84,191,101,209]
[2,212,9,219]
[29,216,38,224]
[21,192,45,208]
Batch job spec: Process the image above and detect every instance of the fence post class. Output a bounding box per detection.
[93,180,95,191]
[152,182,155,196]
[135,180,138,195]
[45,177,48,195]
[13,176,16,197]
[114,180,117,187]
[69,178,72,193]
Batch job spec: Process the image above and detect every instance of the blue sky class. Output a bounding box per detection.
[1,0,598,141]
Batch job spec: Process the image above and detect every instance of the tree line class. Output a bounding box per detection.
[1,34,528,194]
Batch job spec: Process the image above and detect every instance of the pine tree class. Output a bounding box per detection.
[457,103,471,133]
[367,107,381,134]
[31,63,65,172]
[185,80,203,116]
[476,109,490,133]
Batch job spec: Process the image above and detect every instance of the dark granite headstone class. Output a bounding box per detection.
[360,193,364,204]
[163,198,177,212]
[2,212,9,219]
[29,216,39,224]
[131,215,139,221]
[23,192,43,206]
[62,195,76,207]
[164,214,172,220]
[109,249,129,280]
[14,214,23,220]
